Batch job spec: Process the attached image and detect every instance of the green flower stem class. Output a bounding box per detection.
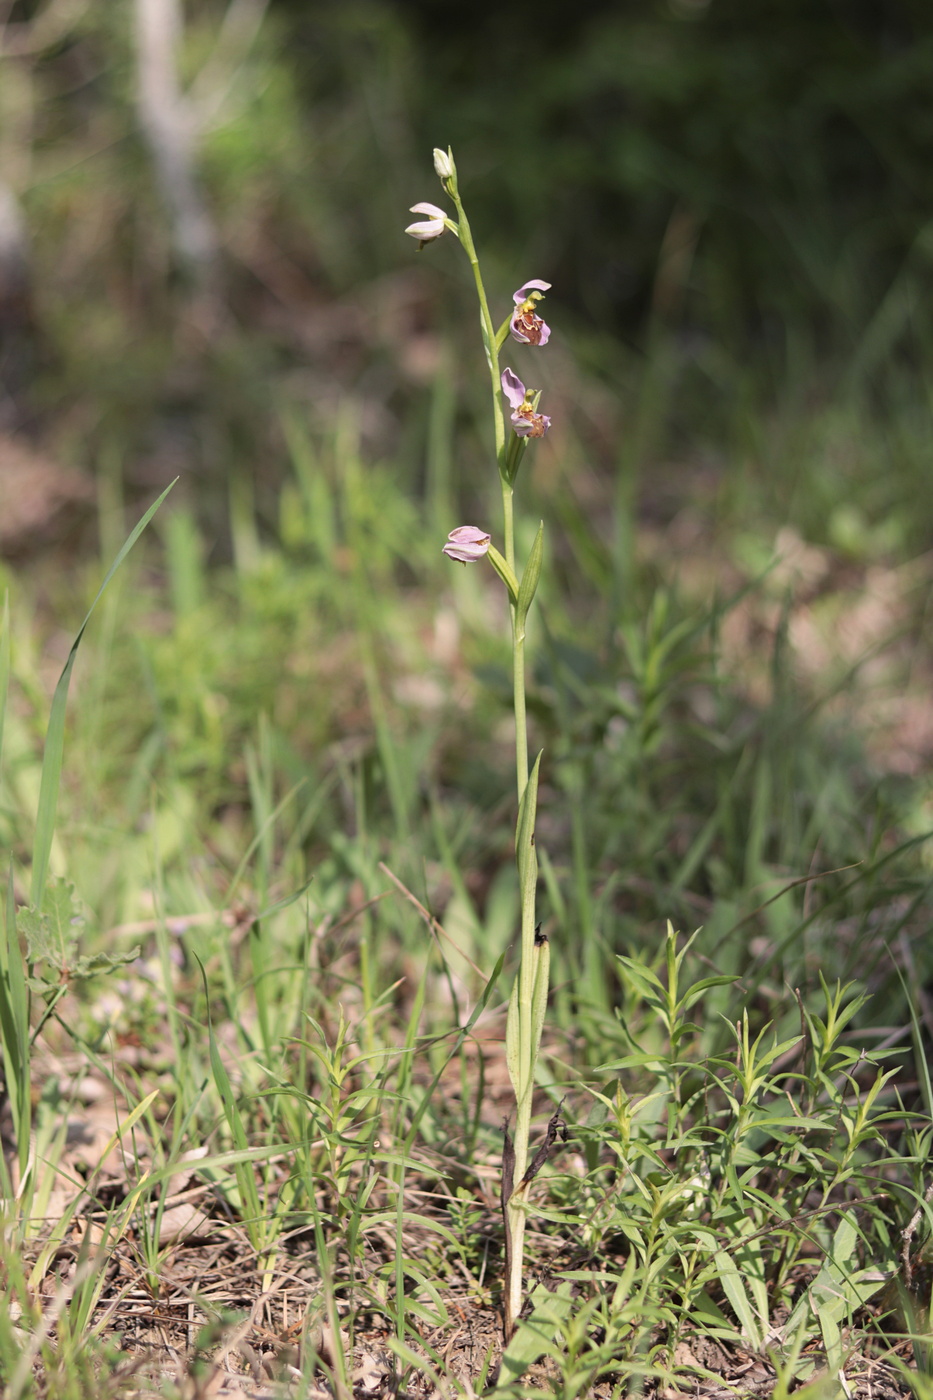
[452,186,530,806]
[505,743,542,1331]
[511,609,529,802]
[443,164,545,1337]
[501,478,515,573]
[449,190,506,474]
[500,486,530,801]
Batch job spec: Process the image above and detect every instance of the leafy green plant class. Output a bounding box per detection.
[545,933,913,1382]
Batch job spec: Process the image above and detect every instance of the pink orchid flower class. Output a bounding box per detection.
[510,279,552,346]
[443,525,491,563]
[501,367,551,438]
[405,202,449,243]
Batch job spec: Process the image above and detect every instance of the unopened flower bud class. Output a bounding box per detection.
[433,147,454,180]
[443,525,491,563]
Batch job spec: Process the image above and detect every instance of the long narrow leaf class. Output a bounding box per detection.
[464,949,505,1034]
[515,521,544,625]
[497,1279,575,1387]
[196,956,264,1243]
[515,750,542,892]
[403,952,506,1151]
[0,861,30,1175]
[31,481,175,905]
[714,1249,763,1349]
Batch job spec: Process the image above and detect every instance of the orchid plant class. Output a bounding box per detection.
[407,147,555,1338]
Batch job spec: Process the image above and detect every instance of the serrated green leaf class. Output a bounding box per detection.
[26,974,59,994]
[71,947,141,979]
[17,879,85,971]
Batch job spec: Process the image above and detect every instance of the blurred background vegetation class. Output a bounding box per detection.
[2,0,933,1040]
[2,0,931,534]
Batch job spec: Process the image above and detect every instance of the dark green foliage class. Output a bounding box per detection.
[373,0,933,354]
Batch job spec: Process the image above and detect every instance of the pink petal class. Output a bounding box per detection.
[500,367,526,409]
[443,525,491,563]
[405,217,446,240]
[512,279,551,305]
[510,407,551,438]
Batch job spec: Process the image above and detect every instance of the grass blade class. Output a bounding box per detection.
[30,481,175,905]
[0,861,30,1178]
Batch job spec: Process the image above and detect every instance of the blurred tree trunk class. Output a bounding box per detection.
[0,176,32,424]
[134,0,218,287]
[0,177,28,307]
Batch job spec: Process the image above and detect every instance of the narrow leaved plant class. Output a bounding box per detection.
[407,147,554,1337]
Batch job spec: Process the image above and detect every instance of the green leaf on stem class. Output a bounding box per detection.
[530,935,550,1066]
[479,311,494,372]
[503,431,527,485]
[516,751,542,893]
[516,522,544,625]
[506,976,520,1096]
[486,544,519,604]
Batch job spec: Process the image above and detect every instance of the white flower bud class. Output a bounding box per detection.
[433,147,454,180]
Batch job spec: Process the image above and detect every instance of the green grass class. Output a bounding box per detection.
[3,1,933,1390]
[0,353,932,1397]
